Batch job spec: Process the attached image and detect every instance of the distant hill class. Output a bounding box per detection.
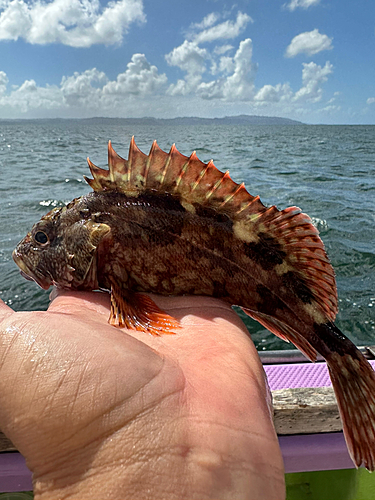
[1,115,303,125]
[82,115,303,126]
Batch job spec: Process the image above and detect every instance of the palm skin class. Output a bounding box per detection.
[0,291,285,499]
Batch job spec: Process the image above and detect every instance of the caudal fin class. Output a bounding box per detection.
[256,317,375,470]
[307,321,375,470]
[327,349,375,470]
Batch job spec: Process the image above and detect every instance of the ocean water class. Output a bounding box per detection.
[0,120,374,351]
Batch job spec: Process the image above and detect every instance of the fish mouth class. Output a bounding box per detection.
[12,249,52,290]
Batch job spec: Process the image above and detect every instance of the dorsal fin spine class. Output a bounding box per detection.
[87,157,96,174]
[108,141,128,185]
[84,174,101,191]
[108,141,116,182]
[236,186,255,214]
[219,172,239,207]
[204,161,220,200]
[127,136,137,184]
[160,144,174,186]
[87,158,110,191]
[205,171,224,200]
[174,160,189,191]
[190,153,208,192]
[144,140,157,188]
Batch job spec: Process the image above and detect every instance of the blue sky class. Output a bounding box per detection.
[0,0,374,123]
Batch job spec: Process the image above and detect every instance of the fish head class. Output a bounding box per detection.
[13,200,111,290]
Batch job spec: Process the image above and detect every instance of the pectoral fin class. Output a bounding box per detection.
[109,280,180,336]
[69,221,111,284]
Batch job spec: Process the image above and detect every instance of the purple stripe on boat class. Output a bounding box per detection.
[279,433,355,473]
[264,359,375,391]
[0,435,356,490]
[0,453,32,493]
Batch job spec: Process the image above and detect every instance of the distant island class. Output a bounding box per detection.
[1,114,303,125]
[82,115,303,126]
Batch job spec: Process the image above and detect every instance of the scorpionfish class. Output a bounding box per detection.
[13,137,375,470]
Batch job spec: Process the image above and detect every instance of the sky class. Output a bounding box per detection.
[0,0,374,124]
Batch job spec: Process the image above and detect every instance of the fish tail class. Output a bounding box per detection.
[315,322,375,470]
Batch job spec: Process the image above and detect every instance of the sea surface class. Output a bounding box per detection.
[0,120,374,351]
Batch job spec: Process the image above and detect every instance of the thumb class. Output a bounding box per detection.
[0,299,14,324]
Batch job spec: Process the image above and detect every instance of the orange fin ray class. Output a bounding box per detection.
[239,204,338,321]
[109,282,180,336]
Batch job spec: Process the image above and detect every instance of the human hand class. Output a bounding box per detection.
[0,291,285,500]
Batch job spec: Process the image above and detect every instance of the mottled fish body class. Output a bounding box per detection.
[13,137,375,470]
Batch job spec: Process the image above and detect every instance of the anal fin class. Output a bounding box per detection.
[109,281,180,336]
[241,307,317,362]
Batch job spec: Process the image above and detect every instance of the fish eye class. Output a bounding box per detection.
[34,231,49,245]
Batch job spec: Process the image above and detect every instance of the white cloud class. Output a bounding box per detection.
[166,40,207,74]
[165,11,256,103]
[221,38,257,100]
[165,40,208,96]
[196,39,257,101]
[252,61,332,108]
[191,11,252,44]
[0,51,335,118]
[103,54,167,95]
[284,0,321,11]
[189,12,220,31]
[17,79,37,92]
[165,11,334,111]
[285,29,333,58]
[367,97,375,105]
[218,56,234,73]
[0,70,8,93]
[61,68,108,107]
[319,104,341,114]
[294,61,333,103]
[0,55,336,119]
[254,83,293,103]
[0,0,29,41]
[1,78,63,113]
[0,0,145,47]
[166,18,333,109]
[0,52,168,115]
[214,44,233,55]
[165,77,202,97]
